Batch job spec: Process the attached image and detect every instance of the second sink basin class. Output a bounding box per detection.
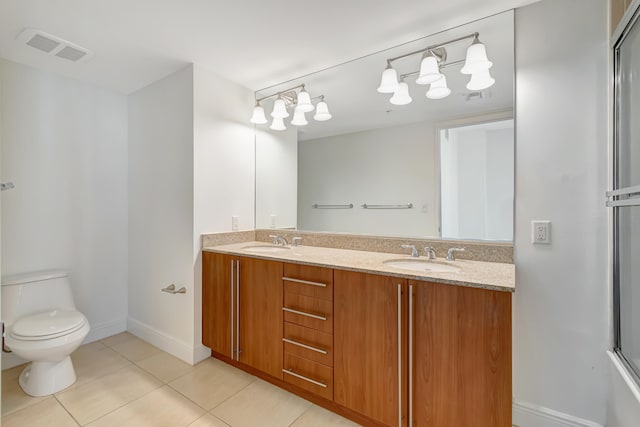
[383,259,460,273]
[242,245,291,253]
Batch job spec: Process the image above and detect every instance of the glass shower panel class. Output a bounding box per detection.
[618,206,640,377]
[616,16,640,189]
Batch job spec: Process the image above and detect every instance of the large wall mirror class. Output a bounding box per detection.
[254,10,514,242]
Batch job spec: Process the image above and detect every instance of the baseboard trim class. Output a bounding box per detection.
[513,400,604,427]
[83,318,127,344]
[126,316,206,365]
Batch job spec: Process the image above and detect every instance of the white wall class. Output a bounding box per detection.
[0,59,129,357]
[298,121,440,238]
[193,64,255,360]
[513,0,609,425]
[127,66,195,362]
[255,127,298,229]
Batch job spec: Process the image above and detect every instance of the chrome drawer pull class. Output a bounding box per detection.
[282,307,327,321]
[282,277,327,288]
[283,369,327,388]
[282,338,328,355]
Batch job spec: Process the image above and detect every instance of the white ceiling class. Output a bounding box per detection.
[0,0,538,94]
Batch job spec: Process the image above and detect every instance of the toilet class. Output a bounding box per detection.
[1,270,90,396]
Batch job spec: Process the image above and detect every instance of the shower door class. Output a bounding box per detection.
[610,5,640,383]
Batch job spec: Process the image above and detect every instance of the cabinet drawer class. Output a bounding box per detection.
[283,322,333,367]
[283,353,333,401]
[283,293,333,333]
[283,264,333,301]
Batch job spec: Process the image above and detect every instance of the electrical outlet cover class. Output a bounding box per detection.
[532,220,551,244]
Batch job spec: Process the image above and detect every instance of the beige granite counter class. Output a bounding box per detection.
[203,241,515,293]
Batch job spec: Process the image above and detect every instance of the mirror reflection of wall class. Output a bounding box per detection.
[254,10,514,242]
[440,119,514,241]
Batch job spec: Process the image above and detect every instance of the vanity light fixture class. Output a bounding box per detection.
[460,34,493,75]
[426,75,452,99]
[250,102,268,124]
[270,116,287,131]
[377,32,494,103]
[295,88,314,112]
[390,78,412,105]
[466,69,496,91]
[314,96,332,121]
[377,63,399,93]
[416,49,445,85]
[271,97,289,118]
[250,84,331,130]
[291,109,309,126]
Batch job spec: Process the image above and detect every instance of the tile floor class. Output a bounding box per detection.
[1,333,359,427]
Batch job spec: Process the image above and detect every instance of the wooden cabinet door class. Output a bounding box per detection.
[238,257,284,379]
[202,251,233,358]
[334,270,407,427]
[410,280,511,427]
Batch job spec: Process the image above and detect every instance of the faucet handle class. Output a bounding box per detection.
[446,247,465,261]
[269,235,279,245]
[401,244,419,258]
[292,237,302,247]
[424,246,436,260]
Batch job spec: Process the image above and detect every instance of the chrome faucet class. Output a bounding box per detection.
[269,235,288,246]
[401,244,419,258]
[424,246,436,260]
[446,247,465,261]
[292,237,302,247]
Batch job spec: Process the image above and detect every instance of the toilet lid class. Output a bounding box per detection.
[10,309,87,340]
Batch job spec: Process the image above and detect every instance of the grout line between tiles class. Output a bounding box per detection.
[81,383,167,426]
[53,394,82,426]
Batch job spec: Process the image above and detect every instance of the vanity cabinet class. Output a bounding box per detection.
[202,252,283,379]
[334,270,407,426]
[202,251,511,426]
[333,270,511,427]
[410,280,511,426]
[282,263,335,400]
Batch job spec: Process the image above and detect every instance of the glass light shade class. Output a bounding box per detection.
[291,109,308,126]
[377,64,399,93]
[416,53,443,85]
[466,69,496,91]
[270,117,286,131]
[314,100,332,121]
[295,89,314,112]
[460,38,493,75]
[389,81,412,105]
[271,98,289,118]
[249,104,267,124]
[426,75,451,99]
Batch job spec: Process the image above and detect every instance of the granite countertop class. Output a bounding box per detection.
[203,241,515,293]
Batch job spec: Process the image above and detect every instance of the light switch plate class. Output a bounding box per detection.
[231,216,239,231]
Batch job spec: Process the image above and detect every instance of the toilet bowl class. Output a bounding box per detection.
[1,271,90,396]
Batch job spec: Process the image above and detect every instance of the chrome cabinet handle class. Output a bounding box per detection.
[236,259,240,359]
[397,284,402,427]
[282,277,327,288]
[230,260,234,360]
[282,307,327,321]
[282,338,328,355]
[282,369,327,388]
[409,284,414,427]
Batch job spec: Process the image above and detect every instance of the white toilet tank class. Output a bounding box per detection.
[1,270,77,326]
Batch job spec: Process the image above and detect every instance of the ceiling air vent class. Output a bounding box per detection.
[17,28,93,62]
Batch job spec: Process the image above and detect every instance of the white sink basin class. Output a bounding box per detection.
[242,245,291,253]
[383,259,460,273]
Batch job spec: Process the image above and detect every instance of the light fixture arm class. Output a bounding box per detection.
[386,32,479,65]
[399,58,465,80]
[255,84,306,104]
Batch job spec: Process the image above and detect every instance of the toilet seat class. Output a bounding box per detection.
[10,310,87,341]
